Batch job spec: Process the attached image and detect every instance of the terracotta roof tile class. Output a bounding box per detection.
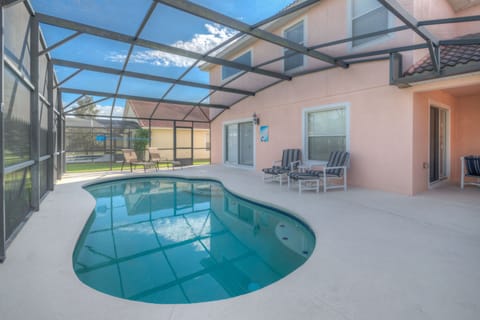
[125,100,209,128]
[404,33,480,76]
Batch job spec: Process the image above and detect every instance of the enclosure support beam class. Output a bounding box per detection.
[51,59,255,96]
[378,0,440,72]
[38,31,82,56]
[65,96,112,114]
[36,13,291,81]
[47,61,54,190]
[57,91,64,179]
[109,118,113,171]
[0,6,6,263]
[110,2,157,117]
[173,121,177,162]
[148,120,152,147]
[156,0,348,68]
[62,116,67,176]
[62,116,66,175]
[60,87,230,109]
[30,16,40,211]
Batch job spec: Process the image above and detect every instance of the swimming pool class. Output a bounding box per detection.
[73,177,315,304]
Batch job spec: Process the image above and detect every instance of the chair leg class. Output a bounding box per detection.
[323,174,327,193]
[461,157,465,189]
[121,161,125,172]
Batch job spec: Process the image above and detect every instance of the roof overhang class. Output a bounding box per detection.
[447,0,480,12]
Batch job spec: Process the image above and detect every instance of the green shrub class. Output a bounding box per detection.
[133,129,149,160]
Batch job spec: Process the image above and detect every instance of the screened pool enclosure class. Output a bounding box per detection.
[1,0,480,262]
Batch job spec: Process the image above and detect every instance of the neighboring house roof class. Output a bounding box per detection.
[125,100,210,129]
[66,116,140,129]
[404,33,480,77]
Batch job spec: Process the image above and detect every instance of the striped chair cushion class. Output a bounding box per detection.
[465,156,480,177]
[281,149,301,170]
[325,151,349,177]
[288,169,323,180]
[263,166,289,175]
[263,149,301,174]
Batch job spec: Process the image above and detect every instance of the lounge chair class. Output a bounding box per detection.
[288,151,350,193]
[147,147,182,170]
[121,149,156,172]
[460,155,480,189]
[262,149,301,185]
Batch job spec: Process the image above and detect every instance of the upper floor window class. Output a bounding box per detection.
[283,20,304,72]
[352,0,388,47]
[222,51,252,80]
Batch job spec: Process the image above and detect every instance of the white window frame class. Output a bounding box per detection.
[282,18,306,72]
[349,0,392,49]
[222,118,256,169]
[302,103,350,166]
[427,99,451,188]
[221,50,253,82]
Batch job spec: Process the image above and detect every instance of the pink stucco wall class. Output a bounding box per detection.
[211,60,418,194]
[208,0,480,195]
[412,90,458,194]
[452,94,480,183]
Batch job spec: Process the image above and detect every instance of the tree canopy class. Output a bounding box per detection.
[74,96,99,116]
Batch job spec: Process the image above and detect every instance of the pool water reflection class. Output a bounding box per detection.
[73,177,315,304]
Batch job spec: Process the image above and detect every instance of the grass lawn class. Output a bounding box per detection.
[67,161,210,173]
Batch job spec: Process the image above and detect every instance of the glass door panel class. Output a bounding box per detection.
[226,124,238,164]
[239,122,253,166]
[429,106,448,184]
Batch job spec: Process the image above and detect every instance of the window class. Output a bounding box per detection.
[305,106,348,162]
[283,21,304,72]
[222,51,252,80]
[352,0,388,47]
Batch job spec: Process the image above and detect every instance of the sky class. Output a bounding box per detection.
[30,0,294,115]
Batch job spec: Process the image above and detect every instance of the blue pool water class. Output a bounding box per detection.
[73,177,315,304]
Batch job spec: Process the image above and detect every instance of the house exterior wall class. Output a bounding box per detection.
[150,128,210,161]
[410,74,480,193]
[208,0,480,195]
[211,60,417,194]
[412,90,458,194]
[452,94,480,182]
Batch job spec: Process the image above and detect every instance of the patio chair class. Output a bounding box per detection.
[121,149,156,172]
[288,151,350,193]
[460,155,480,189]
[262,149,301,186]
[147,147,182,170]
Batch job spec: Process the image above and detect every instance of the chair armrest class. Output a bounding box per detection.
[289,160,301,170]
[272,160,282,166]
[325,165,348,170]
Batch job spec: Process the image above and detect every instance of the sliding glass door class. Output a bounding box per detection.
[429,106,448,184]
[225,122,254,166]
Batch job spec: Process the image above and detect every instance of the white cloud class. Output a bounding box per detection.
[95,105,124,116]
[106,23,237,67]
[65,103,124,117]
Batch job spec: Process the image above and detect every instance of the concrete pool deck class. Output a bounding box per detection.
[1,165,479,320]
